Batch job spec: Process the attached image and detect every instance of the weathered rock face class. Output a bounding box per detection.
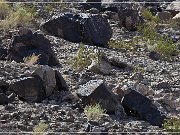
[41,13,112,47]
[82,0,101,10]
[32,65,56,97]
[172,12,180,23]
[118,9,143,31]
[88,58,112,75]
[166,1,180,16]
[55,70,69,91]
[0,47,7,60]
[121,88,166,127]
[7,28,59,66]
[156,11,172,21]
[5,64,68,103]
[9,76,46,102]
[77,80,126,118]
[102,2,143,31]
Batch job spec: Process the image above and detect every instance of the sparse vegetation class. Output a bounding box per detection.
[84,103,106,120]
[33,122,48,135]
[23,53,40,66]
[163,118,180,132]
[0,0,11,20]
[141,8,160,23]
[154,36,179,59]
[0,3,35,30]
[137,8,179,60]
[108,39,134,51]
[70,43,100,70]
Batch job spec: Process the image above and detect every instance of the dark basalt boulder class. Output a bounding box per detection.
[41,13,112,47]
[122,88,166,127]
[55,70,69,91]
[9,76,46,102]
[77,80,126,118]
[7,29,59,66]
[7,65,69,103]
[0,47,7,60]
[0,93,9,105]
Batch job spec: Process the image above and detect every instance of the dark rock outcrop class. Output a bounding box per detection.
[55,70,69,91]
[0,93,9,105]
[0,47,7,60]
[118,9,143,31]
[77,80,126,118]
[9,76,46,102]
[7,28,59,66]
[7,65,68,102]
[165,1,180,16]
[41,13,112,47]
[121,88,166,127]
[102,2,143,31]
[82,0,101,10]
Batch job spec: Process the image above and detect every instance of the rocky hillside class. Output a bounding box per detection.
[0,0,180,134]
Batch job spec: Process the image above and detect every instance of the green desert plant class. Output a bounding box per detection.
[84,103,106,120]
[0,0,11,20]
[70,43,100,70]
[163,118,180,132]
[108,39,134,51]
[154,36,179,59]
[33,122,48,135]
[141,8,160,23]
[137,9,179,60]
[0,4,34,30]
[23,53,40,66]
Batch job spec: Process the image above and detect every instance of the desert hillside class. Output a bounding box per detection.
[0,0,180,134]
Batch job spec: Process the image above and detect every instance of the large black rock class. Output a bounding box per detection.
[41,13,112,47]
[122,89,166,127]
[0,93,9,105]
[77,80,125,118]
[7,30,59,66]
[9,76,46,102]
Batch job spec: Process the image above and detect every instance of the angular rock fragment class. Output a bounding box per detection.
[41,13,112,47]
[77,80,125,118]
[7,28,59,66]
[0,93,9,105]
[102,54,132,70]
[166,1,180,16]
[172,12,180,23]
[156,11,172,21]
[55,70,68,91]
[32,65,56,97]
[88,58,112,75]
[149,51,161,61]
[82,0,101,10]
[102,2,143,31]
[0,47,7,60]
[119,9,143,31]
[156,82,171,90]
[9,76,46,102]
[121,88,165,126]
